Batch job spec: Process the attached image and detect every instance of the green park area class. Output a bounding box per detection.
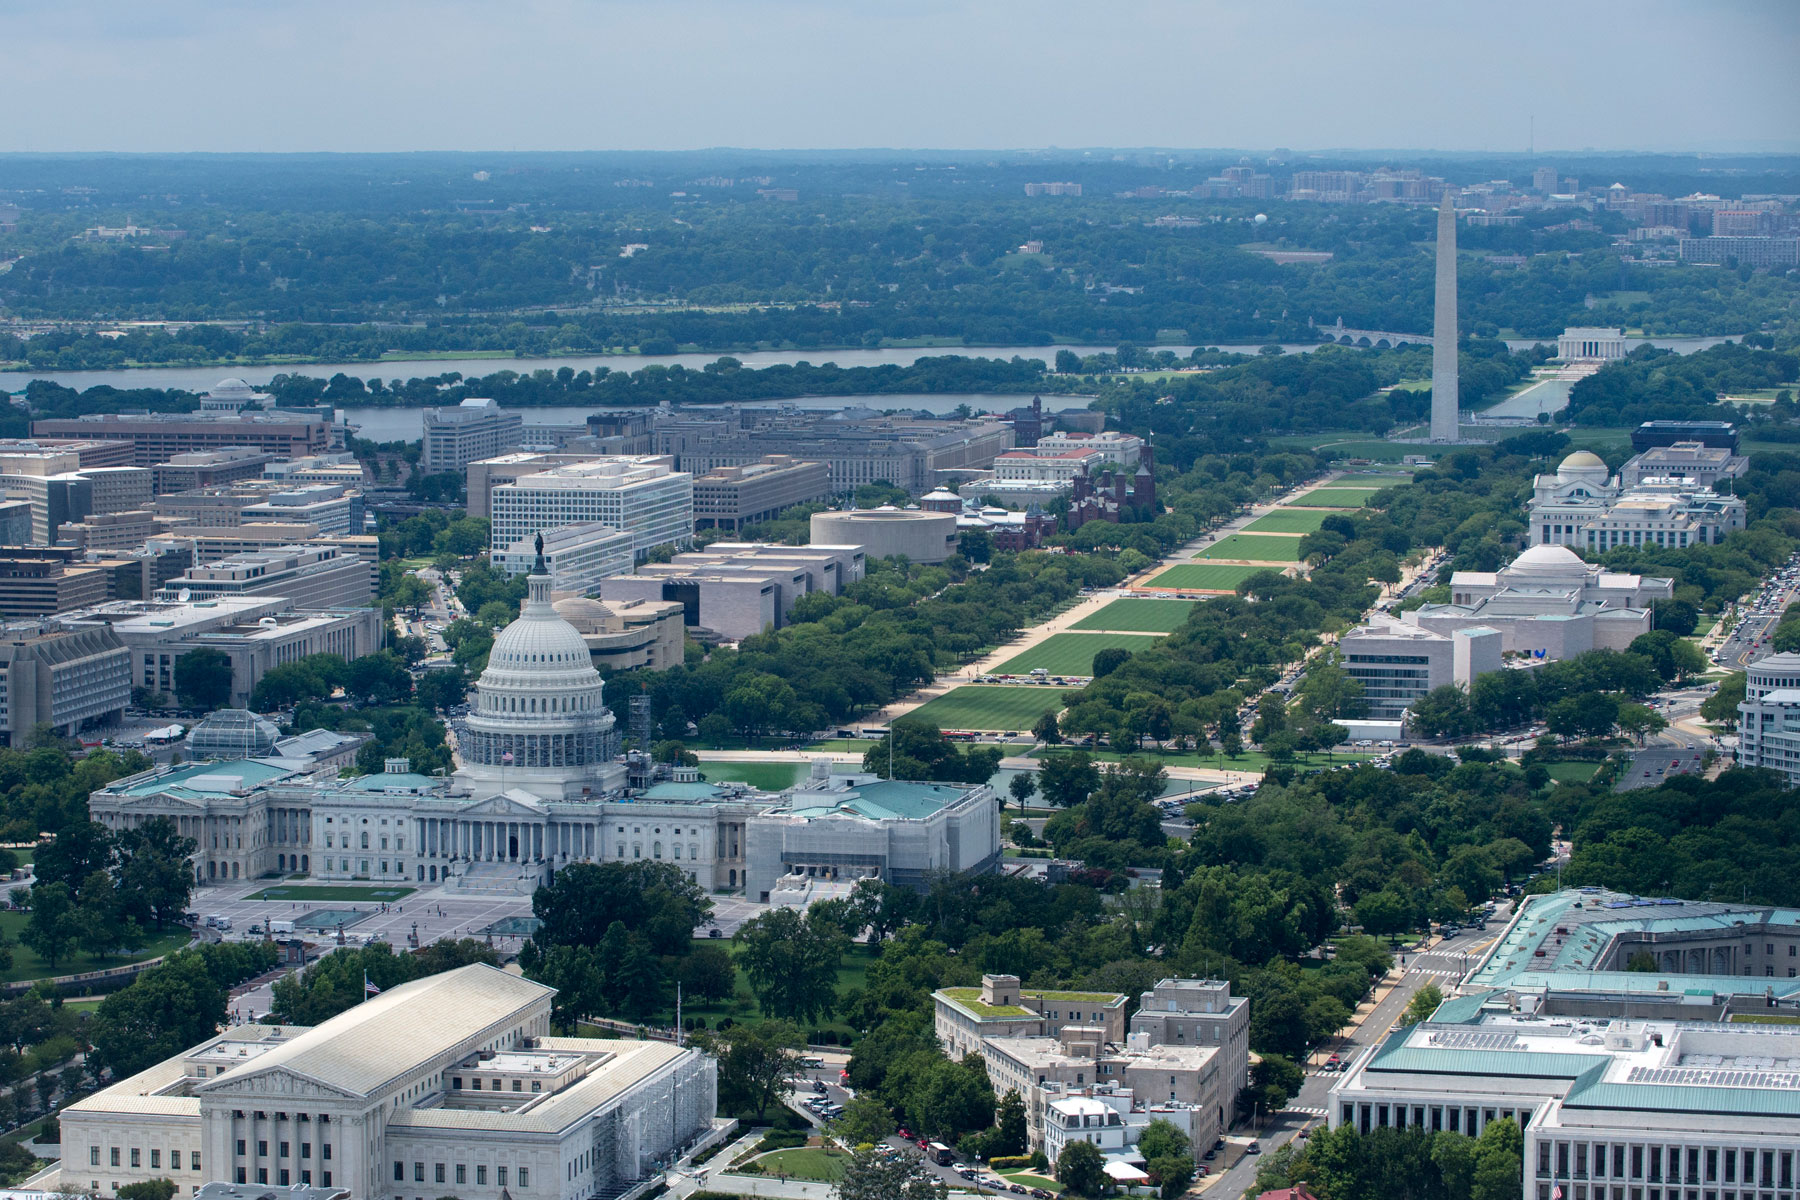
[0,912,189,986]
[1244,508,1329,534]
[247,884,416,902]
[995,633,1160,676]
[1071,597,1198,633]
[698,761,806,791]
[1334,473,1412,487]
[1289,488,1383,508]
[907,686,1066,731]
[1197,534,1306,561]
[1001,1171,1064,1193]
[669,939,877,1036]
[1540,761,1602,784]
[1145,563,1273,591]
[752,1146,849,1182]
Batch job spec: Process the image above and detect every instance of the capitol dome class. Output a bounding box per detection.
[453,536,622,800]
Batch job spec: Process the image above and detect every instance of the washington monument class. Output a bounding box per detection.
[1430,191,1459,441]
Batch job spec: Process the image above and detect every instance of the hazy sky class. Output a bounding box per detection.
[8,0,1797,154]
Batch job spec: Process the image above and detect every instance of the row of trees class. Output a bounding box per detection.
[22,819,199,969]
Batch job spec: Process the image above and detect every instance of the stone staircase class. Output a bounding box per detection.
[448,860,543,896]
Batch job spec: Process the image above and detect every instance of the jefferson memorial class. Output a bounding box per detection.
[86,540,1000,898]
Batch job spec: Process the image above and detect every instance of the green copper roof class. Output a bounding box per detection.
[117,758,298,799]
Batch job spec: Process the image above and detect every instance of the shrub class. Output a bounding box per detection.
[990,1155,1035,1170]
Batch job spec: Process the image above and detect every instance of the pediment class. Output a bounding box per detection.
[111,791,212,811]
[459,791,548,817]
[197,1065,363,1101]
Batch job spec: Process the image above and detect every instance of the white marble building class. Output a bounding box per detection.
[1528,451,1746,551]
[57,965,718,1200]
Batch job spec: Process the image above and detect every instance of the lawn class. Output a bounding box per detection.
[1333,473,1413,487]
[1243,508,1329,534]
[1197,534,1306,561]
[1001,1171,1063,1194]
[752,1147,848,1182]
[698,761,806,791]
[0,912,189,985]
[246,884,416,902]
[1540,761,1602,784]
[995,633,1160,676]
[1088,747,1376,772]
[907,686,1068,732]
[1071,597,1199,633]
[1288,488,1383,509]
[1145,563,1277,591]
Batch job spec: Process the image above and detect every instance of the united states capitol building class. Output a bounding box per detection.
[87,544,1000,900]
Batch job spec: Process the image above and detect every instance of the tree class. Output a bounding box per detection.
[735,907,848,1025]
[1471,1118,1525,1200]
[1652,598,1700,636]
[835,1146,948,1200]
[113,819,197,930]
[1354,889,1412,937]
[1008,773,1037,815]
[1615,702,1667,745]
[958,530,992,564]
[1057,1138,1107,1197]
[414,667,468,712]
[836,1094,896,1148]
[994,1089,1028,1157]
[172,648,232,710]
[1701,672,1746,724]
[1402,982,1445,1026]
[1032,710,1062,745]
[674,943,737,1003]
[1628,630,1707,684]
[1037,749,1100,808]
[91,952,228,1078]
[528,861,712,959]
[344,651,414,705]
[1407,685,1473,739]
[21,883,80,969]
[696,1020,804,1121]
[1138,1118,1193,1198]
[1090,647,1132,679]
[117,1181,177,1200]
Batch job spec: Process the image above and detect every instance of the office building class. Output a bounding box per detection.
[152,449,277,493]
[1679,236,1800,268]
[466,453,616,520]
[1405,544,1672,659]
[1631,421,1739,453]
[1618,442,1748,489]
[1129,979,1253,1106]
[691,457,832,530]
[261,454,365,488]
[992,447,1104,486]
[1733,653,1800,784]
[935,975,1129,1062]
[159,528,379,572]
[1529,452,1746,550]
[1331,889,1800,1199]
[0,623,130,745]
[0,500,33,546]
[56,964,720,1200]
[55,510,158,553]
[1338,617,1503,719]
[0,439,136,469]
[549,595,686,673]
[155,484,364,538]
[59,596,381,710]
[982,1029,1229,1163]
[601,543,864,641]
[654,408,1015,493]
[32,413,332,467]
[0,551,110,618]
[489,459,693,562]
[1557,327,1630,361]
[156,545,374,610]
[422,399,524,474]
[1031,431,1143,468]
[491,524,635,595]
[809,507,958,563]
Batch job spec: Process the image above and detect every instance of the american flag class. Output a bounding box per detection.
[502,750,514,764]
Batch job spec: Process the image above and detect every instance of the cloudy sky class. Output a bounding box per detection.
[7,0,1796,154]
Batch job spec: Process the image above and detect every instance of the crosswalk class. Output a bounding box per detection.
[1286,1106,1328,1117]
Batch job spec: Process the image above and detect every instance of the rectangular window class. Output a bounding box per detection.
[498,1167,508,1187]
[322,1145,331,1161]
[193,1153,200,1173]
[279,1143,289,1159]
[90,1149,100,1167]
[111,1149,120,1168]
[395,1163,405,1183]
[456,1165,466,1185]
[258,1142,268,1158]
[256,1170,267,1185]
[512,1079,522,1092]
[477,1166,488,1185]
[301,1145,310,1160]
[151,1151,161,1169]
[236,1170,246,1186]
[278,1170,289,1187]
[436,1165,445,1184]
[518,1168,528,1188]
[322,1174,331,1188]
[414,1163,424,1183]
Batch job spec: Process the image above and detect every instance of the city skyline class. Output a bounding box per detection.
[4,0,1796,155]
